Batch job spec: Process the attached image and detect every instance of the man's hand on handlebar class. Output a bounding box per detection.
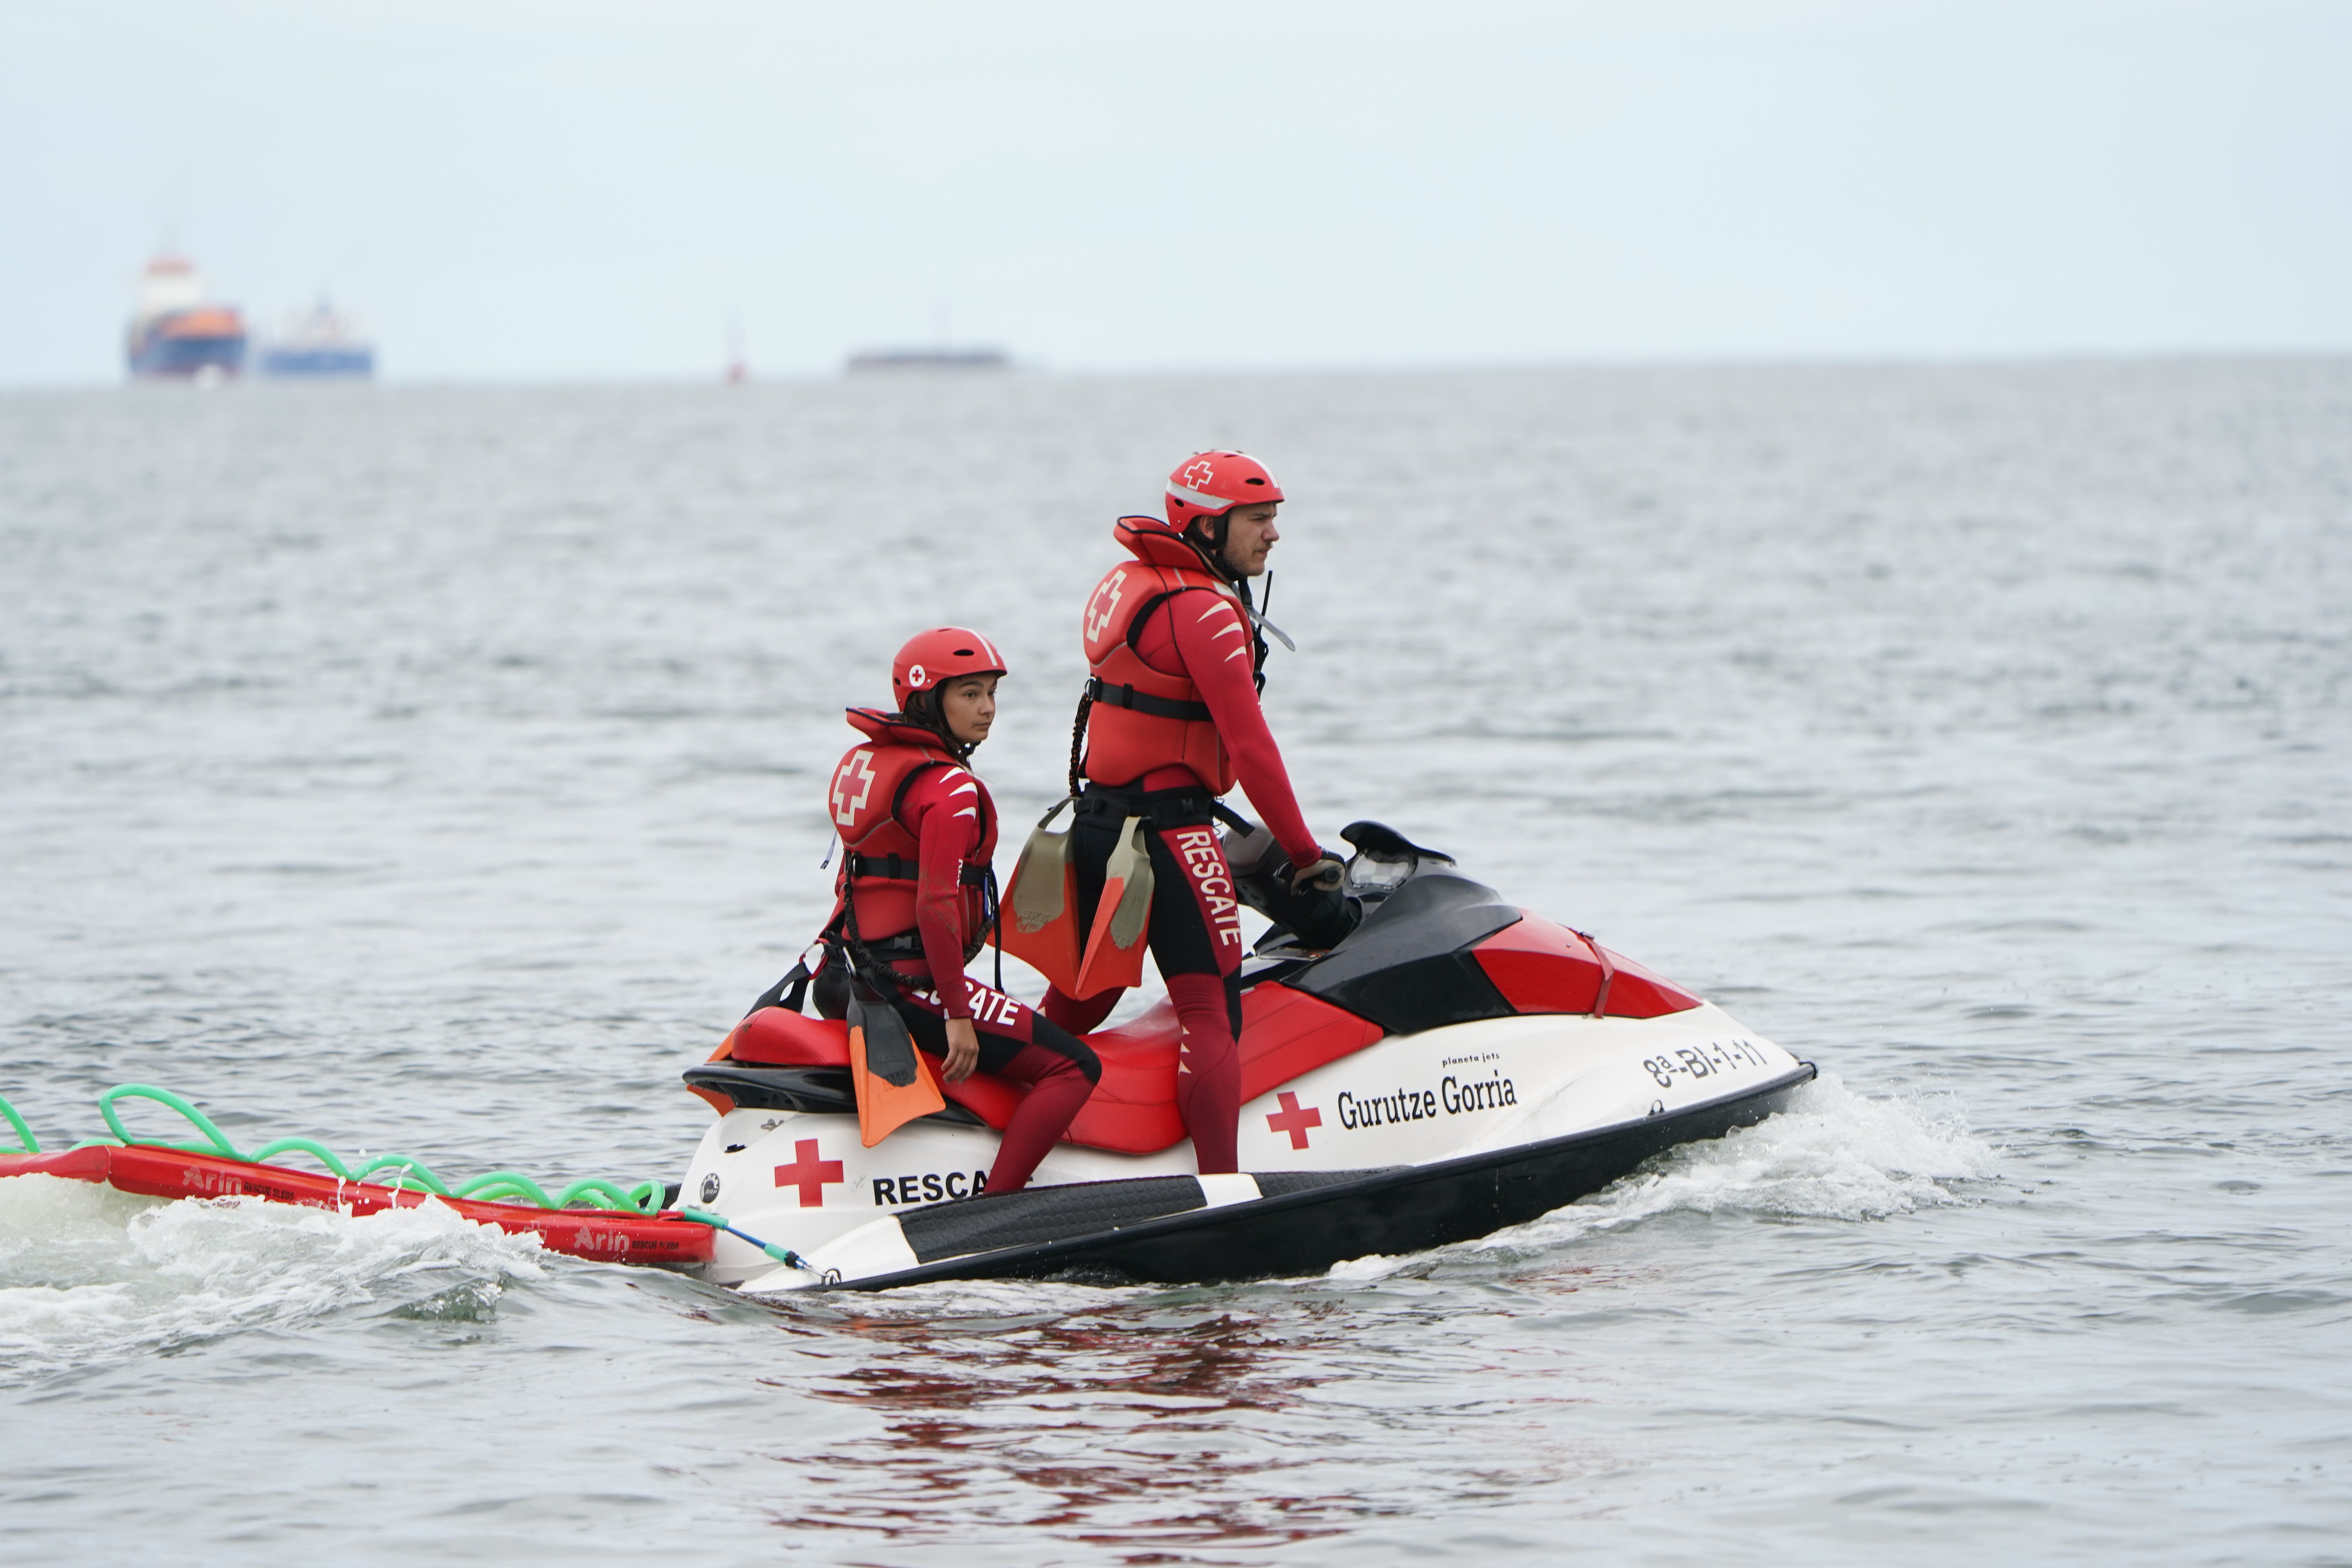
[1289,854,1347,895]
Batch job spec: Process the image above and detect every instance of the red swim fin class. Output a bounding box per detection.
[1073,814,1152,999]
[847,991,944,1148]
[999,797,1083,995]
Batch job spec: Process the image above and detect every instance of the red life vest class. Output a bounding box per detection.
[1080,518,1259,794]
[824,708,998,953]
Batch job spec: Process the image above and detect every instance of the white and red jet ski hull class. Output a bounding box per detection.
[682,840,1816,1292]
[684,999,1809,1290]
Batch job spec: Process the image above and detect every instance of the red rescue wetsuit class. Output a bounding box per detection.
[824,708,1099,1194]
[1041,521,1321,1173]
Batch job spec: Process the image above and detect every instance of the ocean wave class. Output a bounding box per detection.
[0,1175,548,1385]
[1328,1073,1999,1281]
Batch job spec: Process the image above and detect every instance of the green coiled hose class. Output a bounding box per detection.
[1,1094,37,1156]
[1,1083,668,1215]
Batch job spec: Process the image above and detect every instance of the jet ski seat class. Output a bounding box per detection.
[711,983,1387,1156]
[715,1009,1028,1128]
[706,873,1700,1152]
[1059,983,1384,1154]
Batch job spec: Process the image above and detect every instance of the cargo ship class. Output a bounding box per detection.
[125,253,247,379]
[257,296,376,378]
[843,346,1009,375]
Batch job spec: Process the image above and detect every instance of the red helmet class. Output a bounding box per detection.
[891,626,1007,709]
[1163,450,1283,532]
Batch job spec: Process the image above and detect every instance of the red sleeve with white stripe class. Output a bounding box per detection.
[901,766,985,1018]
[1150,593,1321,868]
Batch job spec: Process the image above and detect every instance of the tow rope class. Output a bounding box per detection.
[673,1207,813,1273]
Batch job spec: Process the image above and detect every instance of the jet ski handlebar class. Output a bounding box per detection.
[1221,816,1455,953]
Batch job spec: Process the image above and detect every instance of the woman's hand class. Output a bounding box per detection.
[942,1017,980,1083]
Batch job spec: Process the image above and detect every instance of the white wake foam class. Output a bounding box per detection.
[0,1175,549,1384]
[1331,1071,2000,1279]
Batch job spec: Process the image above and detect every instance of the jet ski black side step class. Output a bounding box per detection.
[820,1063,1817,1291]
[897,1169,1395,1265]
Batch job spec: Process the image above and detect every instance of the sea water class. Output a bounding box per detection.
[2,363,2347,1564]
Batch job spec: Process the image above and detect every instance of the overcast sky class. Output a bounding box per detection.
[2,0,2346,382]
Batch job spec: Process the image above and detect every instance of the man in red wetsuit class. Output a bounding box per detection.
[817,628,1100,1194]
[1041,452,1343,1173]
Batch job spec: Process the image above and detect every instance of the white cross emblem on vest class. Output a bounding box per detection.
[831,749,878,828]
[1085,569,1129,645]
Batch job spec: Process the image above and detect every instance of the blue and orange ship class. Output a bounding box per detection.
[125,252,247,379]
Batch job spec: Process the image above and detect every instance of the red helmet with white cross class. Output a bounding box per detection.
[1163,450,1283,533]
[891,626,1007,710]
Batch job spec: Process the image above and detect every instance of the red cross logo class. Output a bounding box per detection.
[773,1138,844,1207]
[1265,1091,1323,1151]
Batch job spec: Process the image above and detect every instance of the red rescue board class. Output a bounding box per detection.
[0,1145,714,1267]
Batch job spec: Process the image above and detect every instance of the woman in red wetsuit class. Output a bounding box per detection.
[1042,452,1344,1174]
[817,628,1100,1195]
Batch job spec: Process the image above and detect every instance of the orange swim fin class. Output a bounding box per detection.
[1072,814,1153,999]
[998,797,1082,995]
[847,990,944,1148]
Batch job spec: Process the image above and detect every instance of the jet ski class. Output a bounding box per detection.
[681,821,1815,1293]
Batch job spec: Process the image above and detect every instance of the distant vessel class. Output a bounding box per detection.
[843,346,1010,375]
[125,253,247,380]
[257,297,376,379]
[724,314,748,384]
